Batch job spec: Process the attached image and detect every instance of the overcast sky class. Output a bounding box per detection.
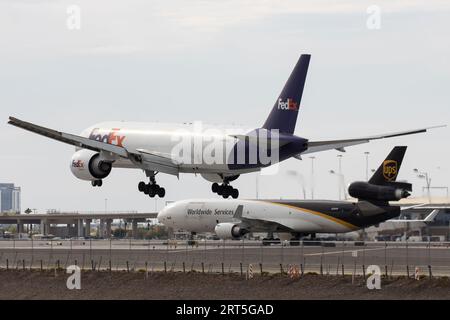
[0,0,449,213]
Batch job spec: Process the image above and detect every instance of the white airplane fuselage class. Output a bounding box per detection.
[76,121,260,178]
[158,199,360,234]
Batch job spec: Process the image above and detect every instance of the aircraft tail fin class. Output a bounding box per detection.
[369,146,409,187]
[262,54,310,134]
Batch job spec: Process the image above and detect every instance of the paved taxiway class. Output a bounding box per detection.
[0,240,449,276]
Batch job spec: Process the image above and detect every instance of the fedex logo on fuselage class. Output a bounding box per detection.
[89,128,126,147]
[277,98,299,111]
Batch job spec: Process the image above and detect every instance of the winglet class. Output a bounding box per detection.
[233,205,244,219]
[424,209,439,222]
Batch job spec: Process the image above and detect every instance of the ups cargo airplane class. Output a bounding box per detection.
[8,55,440,199]
[158,146,413,243]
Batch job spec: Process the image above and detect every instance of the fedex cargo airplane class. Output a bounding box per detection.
[158,146,413,243]
[8,55,439,199]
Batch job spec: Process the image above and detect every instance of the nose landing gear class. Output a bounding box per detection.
[91,180,103,187]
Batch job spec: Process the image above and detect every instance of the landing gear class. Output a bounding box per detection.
[138,181,146,192]
[91,180,103,187]
[289,238,301,246]
[289,232,304,246]
[262,237,281,246]
[138,173,166,198]
[262,232,280,246]
[301,233,321,246]
[211,182,239,199]
[187,232,197,246]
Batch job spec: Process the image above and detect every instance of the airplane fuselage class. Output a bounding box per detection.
[157,199,400,234]
[79,121,308,176]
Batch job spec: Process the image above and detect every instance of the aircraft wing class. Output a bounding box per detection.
[135,149,180,176]
[8,117,129,158]
[8,117,181,176]
[302,125,445,155]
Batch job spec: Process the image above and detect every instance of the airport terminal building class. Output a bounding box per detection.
[364,198,450,241]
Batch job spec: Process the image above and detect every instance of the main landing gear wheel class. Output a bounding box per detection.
[138,181,146,192]
[138,180,166,198]
[262,238,281,246]
[91,180,103,187]
[211,183,239,199]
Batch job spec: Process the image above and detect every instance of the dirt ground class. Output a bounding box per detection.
[0,270,449,300]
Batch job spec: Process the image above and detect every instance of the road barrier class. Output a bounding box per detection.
[288,265,300,279]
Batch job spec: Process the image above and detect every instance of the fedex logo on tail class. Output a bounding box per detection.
[277,98,299,111]
[89,128,126,147]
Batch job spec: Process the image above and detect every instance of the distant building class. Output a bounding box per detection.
[364,201,450,241]
[0,183,21,213]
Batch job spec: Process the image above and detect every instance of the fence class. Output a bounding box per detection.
[0,239,449,277]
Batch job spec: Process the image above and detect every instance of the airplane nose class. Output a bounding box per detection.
[158,201,184,225]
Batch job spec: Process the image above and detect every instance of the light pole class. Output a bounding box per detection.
[364,151,370,181]
[286,170,307,199]
[309,156,316,199]
[256,173,260,199]
[329,170,347,200]
[413,168,432,203]
[337,155,344,200]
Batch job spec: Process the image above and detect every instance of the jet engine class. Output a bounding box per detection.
[214,223,247,239]
[70,149,112,181]
[348,181,410,202]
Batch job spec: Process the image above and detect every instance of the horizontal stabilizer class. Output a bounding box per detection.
[391,209,439,223]
[302,125,445,155]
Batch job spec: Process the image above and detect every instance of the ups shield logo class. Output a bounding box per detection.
[383,160,398,181]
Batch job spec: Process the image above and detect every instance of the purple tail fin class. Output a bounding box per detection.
[262,54,310,134]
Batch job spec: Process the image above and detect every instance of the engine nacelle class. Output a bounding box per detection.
[70,150,112,181]
[348,181,410,202]
[214,222,246,239]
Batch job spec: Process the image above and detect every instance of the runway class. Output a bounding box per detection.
[1,240,449,276]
